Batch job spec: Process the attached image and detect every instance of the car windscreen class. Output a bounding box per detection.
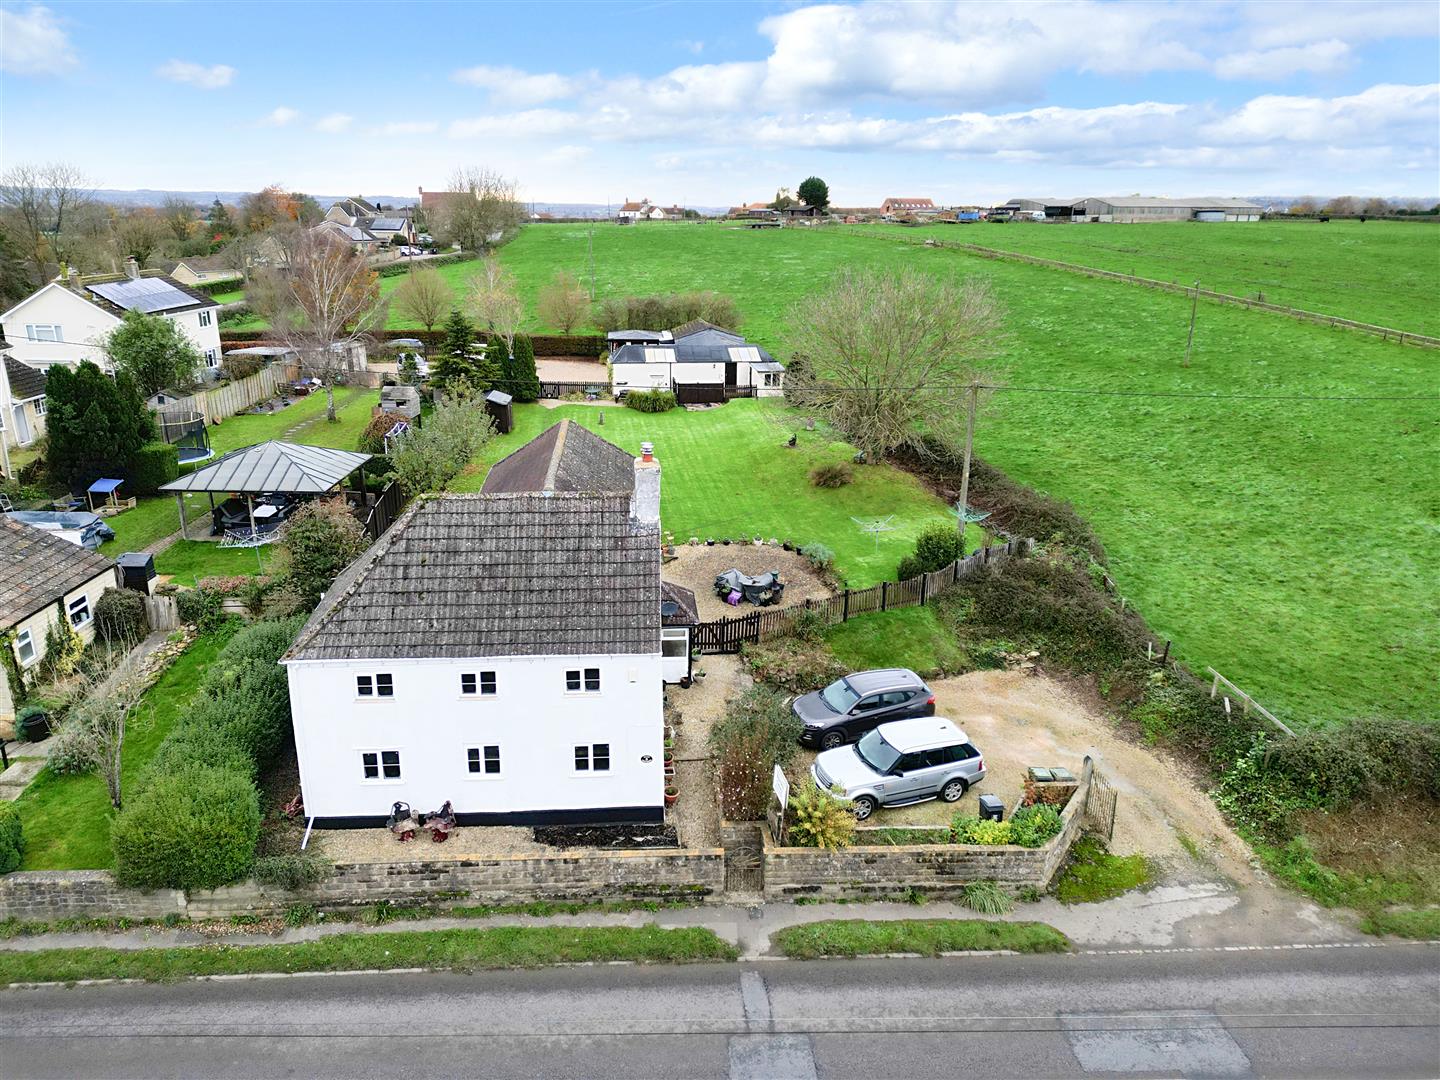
[819,678,859,714]
[855,729,900,774]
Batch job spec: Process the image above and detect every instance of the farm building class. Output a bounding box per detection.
[881,197,936,217]
[1074,197,1263,223]
[608,321,785,402]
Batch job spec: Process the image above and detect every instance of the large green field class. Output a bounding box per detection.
[875,219,1440,335]
[488,224,1434,727]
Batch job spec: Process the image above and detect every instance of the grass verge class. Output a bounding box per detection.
[1358,909,1440,941]
[1054,838,1153,904]
[772,918,1070,958]
[0,925,737,984]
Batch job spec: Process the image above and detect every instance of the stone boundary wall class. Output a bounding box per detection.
[761,761,1093,901]
[0,848,725,924]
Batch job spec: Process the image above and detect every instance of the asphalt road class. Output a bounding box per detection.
[2,945,1436,1079]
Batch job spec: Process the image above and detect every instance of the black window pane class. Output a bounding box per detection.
[461,674,476,695]
[584,668,600,692]
[362,752,378,778]
[484,746,500,774]
[566,671,581,691]
[480,672,496,695]
[574,746,589,770]
[468,748,481,772]
[357,676,372,696]
[376,674,394,697]
[593,743,610,771]
[381,750,400,778]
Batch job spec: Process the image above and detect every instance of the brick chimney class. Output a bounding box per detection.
[631,441,660,528]
[125,256,140,280]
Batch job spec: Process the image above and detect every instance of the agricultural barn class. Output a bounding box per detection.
[1003,198,1079,219]
[1075,197,1263,223]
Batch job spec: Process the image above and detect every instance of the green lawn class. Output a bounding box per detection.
[452,400,954,587]
[874,218,1440,335]
[825,606,966,676]
[14,630,232,870]
[477,223,1436,727]
[220,260,482,332]
[0,925,737,984]
[211,289,245,305]
[771,918,1071,958]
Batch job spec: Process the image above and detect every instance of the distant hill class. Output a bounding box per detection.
[92,189,419,210]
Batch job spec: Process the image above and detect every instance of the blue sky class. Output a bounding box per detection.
[2,1,1437,205]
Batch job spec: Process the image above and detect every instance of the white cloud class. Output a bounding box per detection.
[540,144,591,165]
[1215,40,1351,81]
[370,120,440,137]
[155,59,235,89]
[0,5,76,75]
[1204,83,1440,146]
[260,106,300,127]
[448,109,586,139]
[1236,0,1439,51]
[452,65,587,105]
[314,113,353,133]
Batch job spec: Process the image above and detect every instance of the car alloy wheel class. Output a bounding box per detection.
[820,730,845,750]
[940,778,968,802]
[852,796,877,821]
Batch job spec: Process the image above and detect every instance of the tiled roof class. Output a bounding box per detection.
[481,420,635,496]
[165,253,243,274]
[5,355,47,401]
[285,492,661,661]
[0,517,114,627]
[660,581,698,626]
[160,441,371,494]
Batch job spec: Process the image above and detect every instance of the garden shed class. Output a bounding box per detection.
[485,389,514,434]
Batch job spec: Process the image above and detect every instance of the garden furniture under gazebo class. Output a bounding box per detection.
[159,440,372,546]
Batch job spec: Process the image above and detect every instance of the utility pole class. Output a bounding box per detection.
[957,381,979,555]
[1183,281,1199,368]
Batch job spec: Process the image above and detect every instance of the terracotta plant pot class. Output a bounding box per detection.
[664,787,679,806]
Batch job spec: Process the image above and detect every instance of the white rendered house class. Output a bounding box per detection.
[282,426,675,827]
[0,261,224,377]
[609,321,785,400]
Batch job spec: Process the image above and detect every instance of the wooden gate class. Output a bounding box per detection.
[142,595,179,632]
[723,822,764,895]
[1083,768,1117,841]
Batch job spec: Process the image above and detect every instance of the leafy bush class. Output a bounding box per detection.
[787,780,857,849]
[45,712,101,775]
[809,462,853,488]
[252,854,332,891]
[146,716,258,783]
[41,616,84,680]
[0,804,23,874]
[124,442,180,496]
[94,588,148,644]
[1009,804,1064,848]
[594,292,743,335]
[950,814,1012,845]
[1268,716,1440,807]
[711,686,805,820]
[389,393,494,496]
[624,389,676,413]
[742,635,846,695]
[801,542,835,572]
[961,879,1013,915]
[220,352,264,381]
[175,587,225,630]
[359,412,406,455]
[913,522,961,572]
[112,765,260,890]
[276,498,370,606]
[896,555,924,581]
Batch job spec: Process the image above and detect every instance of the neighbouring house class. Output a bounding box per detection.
[0,516,118,724]
[617,198,668,222]
[608,321,785,401]
[727,203,780,220]
[1072,197,1263,222]
[1,343,48,451]
[163,254,244,287]
[0,260,223,378]
[282,422,668,826]
[881,197,936,217]
[324,197,417,244]
[311,219,385,253]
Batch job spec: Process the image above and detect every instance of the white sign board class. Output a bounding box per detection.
[773,764,790,808]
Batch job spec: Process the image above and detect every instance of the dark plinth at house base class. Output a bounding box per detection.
[311,805,665,830]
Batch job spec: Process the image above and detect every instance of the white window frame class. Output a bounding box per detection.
[573,742,611,773]
[359,748,402,782]
[460,671,497,697]
[32,397,46,416]
[465,744,502,778]
[661,628,688,658]
[15,628,36,667]
[762,372,781,388]
[198,309,213,328]
[25,324,61,343]
[204,348,219,367]
[565,667,601,694]
[67,594,91,628]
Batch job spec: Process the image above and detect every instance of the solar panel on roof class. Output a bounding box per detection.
[88,278,199,314]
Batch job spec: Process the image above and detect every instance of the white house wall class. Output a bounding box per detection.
[1,285,116,370]
[285,651,665,825]
[2,567,116,722]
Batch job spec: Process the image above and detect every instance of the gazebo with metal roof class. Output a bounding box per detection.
[159,441,372,542]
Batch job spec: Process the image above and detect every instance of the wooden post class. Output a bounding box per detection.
[1160,641,1170,666]
[175,493,188,540]
[1211,671,1221,698]
[881,581,889,611]
[919,571,928,606]
[1183,281,1199,368]
[957,381,979,555]
[953,559,959,584]
[842,589,850,622]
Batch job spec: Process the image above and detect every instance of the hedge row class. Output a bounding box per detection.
[375,252,475,279]
[184,276,246,297]
[111,619,302,891]
[220,327,606,357]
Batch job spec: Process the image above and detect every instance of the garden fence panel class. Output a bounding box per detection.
[142,595,179,632]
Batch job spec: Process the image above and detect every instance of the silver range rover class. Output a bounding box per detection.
[811,718,985,821]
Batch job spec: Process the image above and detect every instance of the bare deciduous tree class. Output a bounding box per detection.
[433,167,523,253]
[62,644,150,811]
[393,264,451,334]
[537,270,590,333]
[467,256,523,352]
[160,196,198,242]
[0,161,93,287]
[110,209,169,268]
[785,268,1003,461]
[270,231,387,421]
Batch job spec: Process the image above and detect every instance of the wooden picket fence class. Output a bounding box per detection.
[693,538,1032,653]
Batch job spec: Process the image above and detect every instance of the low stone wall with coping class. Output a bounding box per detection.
[761,760,1093,900]
[0,847,726,924]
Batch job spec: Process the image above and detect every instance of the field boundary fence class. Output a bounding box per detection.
[693,538,1032,653]
[845,229,1440,349]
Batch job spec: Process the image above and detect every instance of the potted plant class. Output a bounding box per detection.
[664,785,678,806]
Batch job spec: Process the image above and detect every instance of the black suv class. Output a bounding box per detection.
[792,668,937,749]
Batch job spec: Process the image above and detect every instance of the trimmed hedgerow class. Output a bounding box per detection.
[624,389,677,413]
[111,766,260,891]
[0,804,23,874]
[94,588,148,644]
